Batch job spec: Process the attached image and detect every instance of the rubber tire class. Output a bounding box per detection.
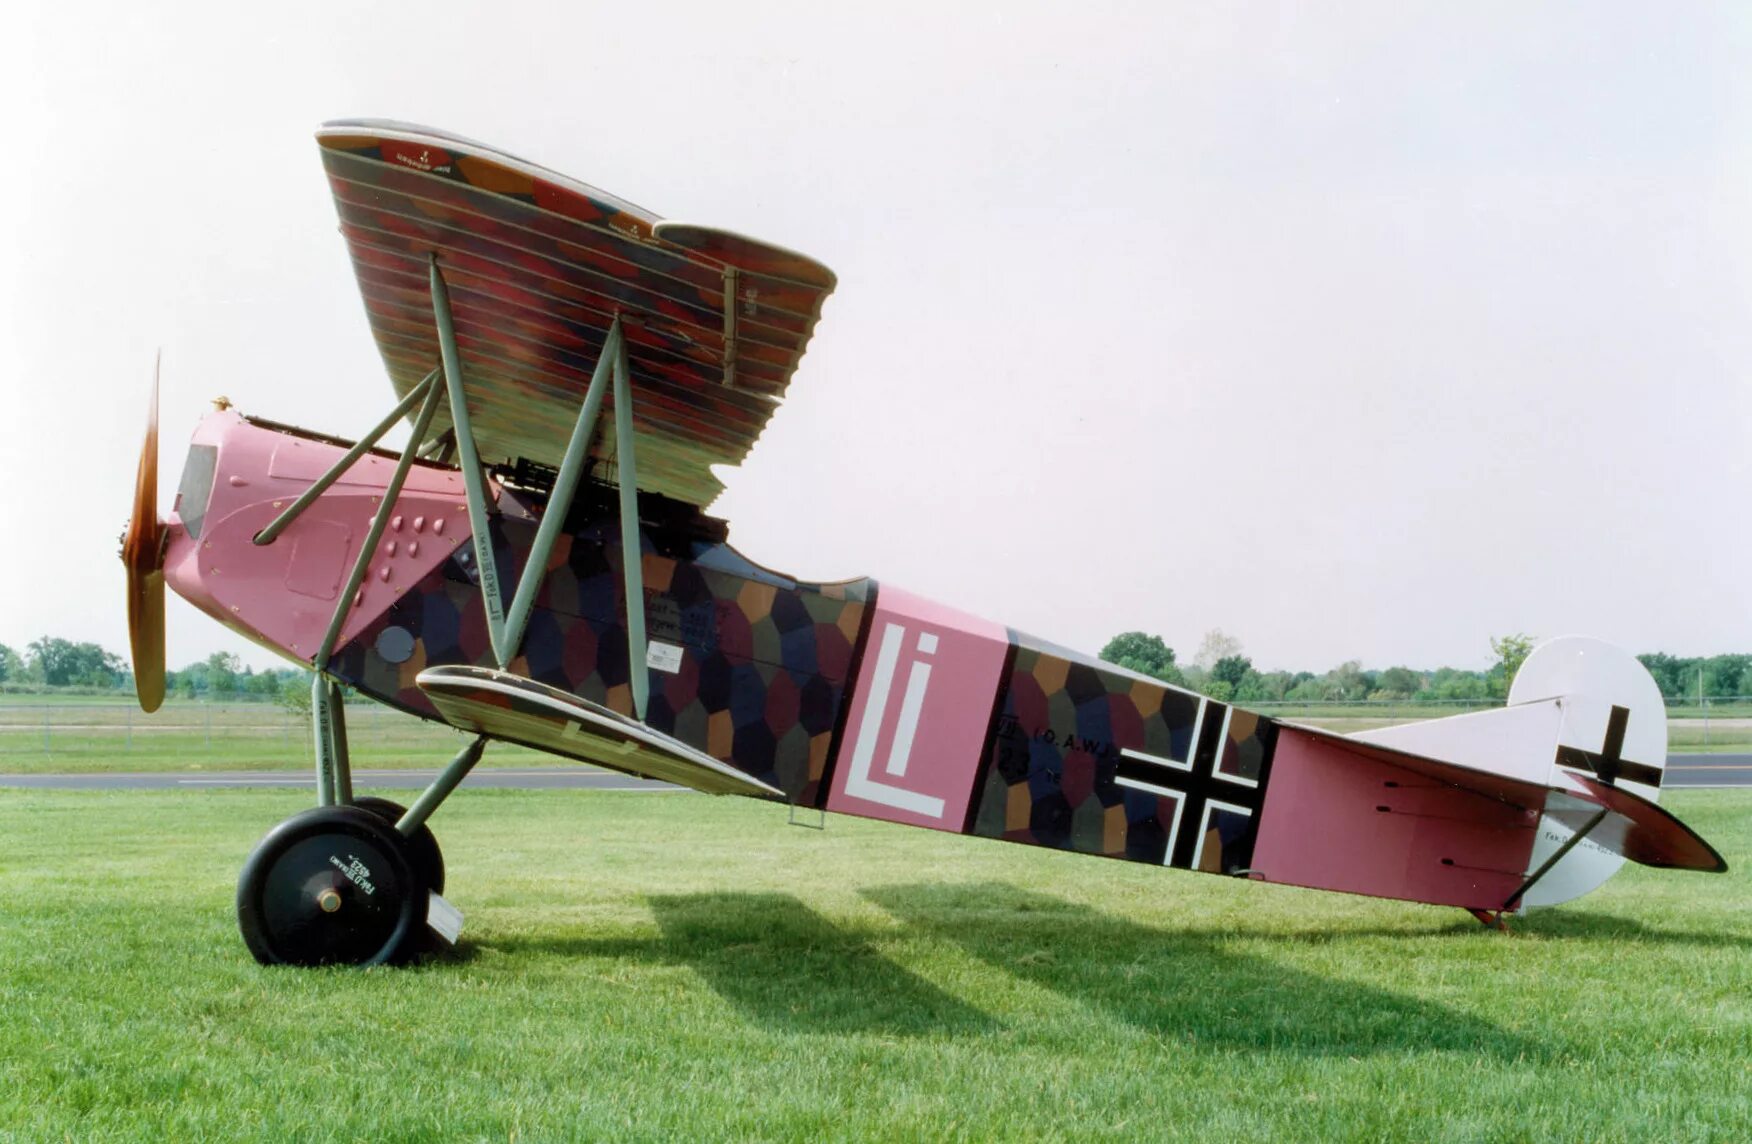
[236,805,424,967]
[349,796,445,895]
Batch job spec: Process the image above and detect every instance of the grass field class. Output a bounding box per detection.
[0,700,571,773]
[1,787,1747,1141]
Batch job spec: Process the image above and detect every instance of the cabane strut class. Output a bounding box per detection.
[255,254,654,826]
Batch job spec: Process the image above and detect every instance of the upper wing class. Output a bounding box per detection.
[315,119,837,506]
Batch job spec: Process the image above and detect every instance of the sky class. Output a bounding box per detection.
[1,1,1747,676]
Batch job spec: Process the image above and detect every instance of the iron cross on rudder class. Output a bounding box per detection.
[1554,705,1663,788]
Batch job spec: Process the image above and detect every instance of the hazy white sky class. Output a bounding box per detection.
[2,1,1747,675]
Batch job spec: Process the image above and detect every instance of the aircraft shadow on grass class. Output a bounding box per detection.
[861,882,1546,1060]
[1492,908,1749,947]
[499,891,997,1037]
[1139,910,1748,949]
[493,885,1550,1057]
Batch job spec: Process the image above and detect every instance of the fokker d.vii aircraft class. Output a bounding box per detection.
[119,121,1725,966]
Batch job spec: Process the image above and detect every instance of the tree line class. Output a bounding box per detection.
[4,632,1747,708]
[1099,630,1752,705]
[0,638,311,706]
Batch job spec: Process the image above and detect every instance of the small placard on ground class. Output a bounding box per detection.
[426,892,464,945]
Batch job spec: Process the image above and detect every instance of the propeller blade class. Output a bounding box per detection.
[128,568,166,714]
[121,355,167,713]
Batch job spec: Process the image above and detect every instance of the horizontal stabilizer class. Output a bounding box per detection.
[1349,700,1564,786]
[1291,723,1552,810]
[1290,724,1725,874]
[416,665,783,799]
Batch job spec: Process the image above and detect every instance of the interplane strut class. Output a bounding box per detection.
[430,257,509,667]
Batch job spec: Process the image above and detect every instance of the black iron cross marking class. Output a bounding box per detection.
[1555,705,1662,788]
[1113,701,1265,870]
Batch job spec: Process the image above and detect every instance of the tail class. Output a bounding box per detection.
[1350,636,1688,908]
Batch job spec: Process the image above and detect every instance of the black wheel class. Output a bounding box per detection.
[236,805,425,967]
[349,796,445,894]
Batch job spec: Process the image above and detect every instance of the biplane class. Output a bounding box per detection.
[119,121,1725,967]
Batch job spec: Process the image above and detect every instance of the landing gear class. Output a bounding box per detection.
[236,805,425,967]
[235,713,484,965]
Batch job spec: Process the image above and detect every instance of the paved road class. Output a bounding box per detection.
[1663,754,1752,789]
[1,756,1746,791]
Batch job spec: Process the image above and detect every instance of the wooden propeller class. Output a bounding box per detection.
[121,355,166,713]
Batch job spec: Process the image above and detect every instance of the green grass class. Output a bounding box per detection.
[1251,702,1497,721]
[0,701,579,773]
[1667,725,1752,754]
[1,788,1748,1141]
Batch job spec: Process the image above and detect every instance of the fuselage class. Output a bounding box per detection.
[166,408,1666,914]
